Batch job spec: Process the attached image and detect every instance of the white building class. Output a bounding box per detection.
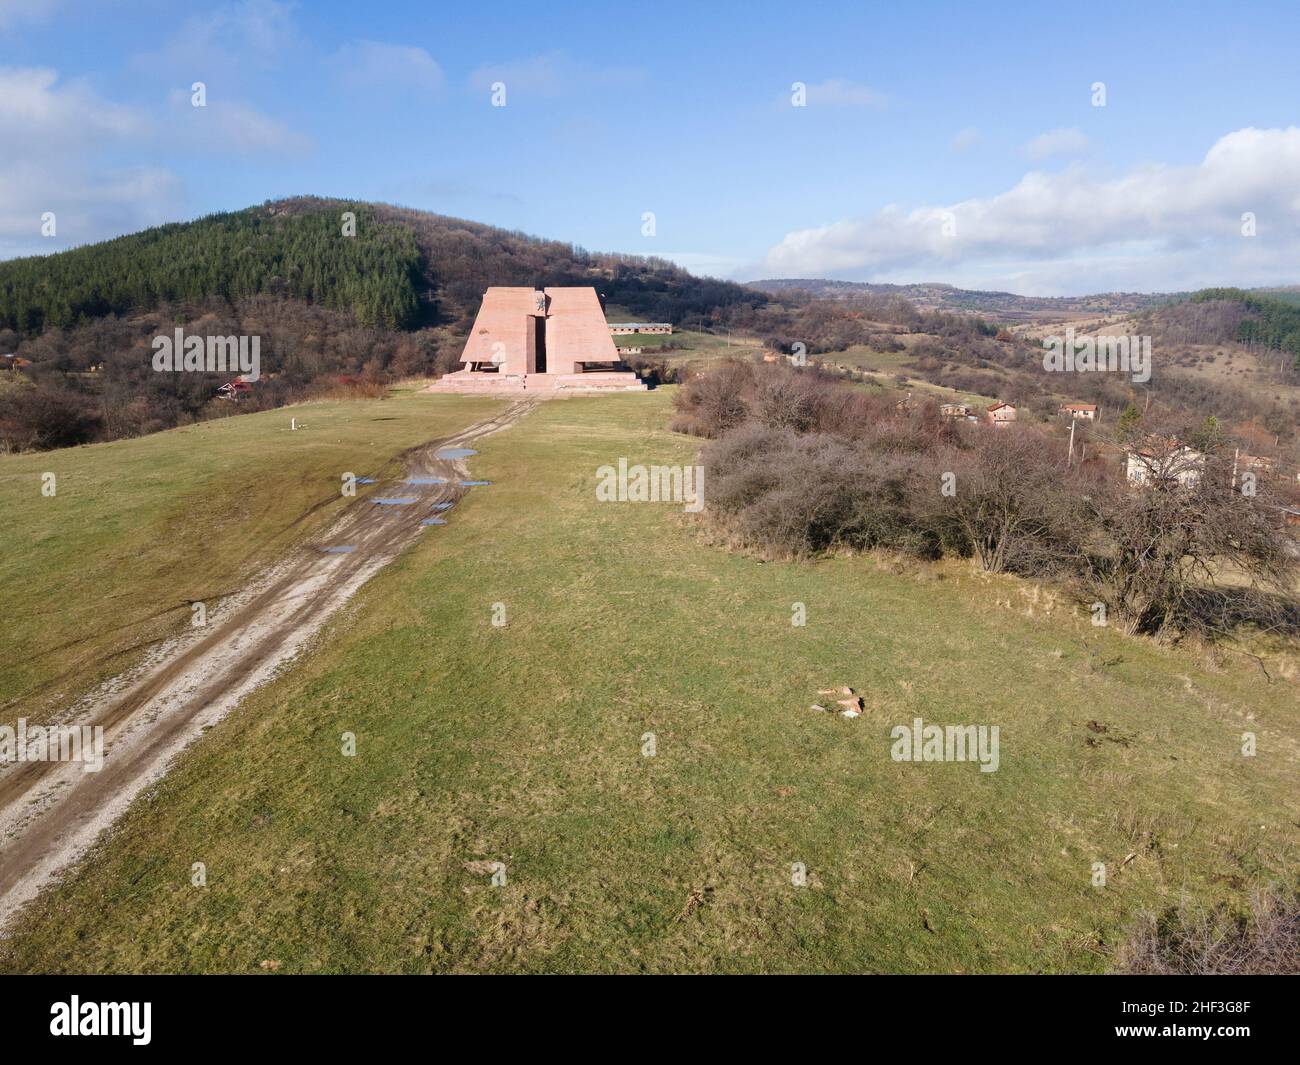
[1126,443,1203,488]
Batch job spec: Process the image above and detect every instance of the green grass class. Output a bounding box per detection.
[1,390,1296,973]
[624,328,766,371]
[0,387,506,724]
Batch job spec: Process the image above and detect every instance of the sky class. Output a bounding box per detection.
[4,0,1300,295]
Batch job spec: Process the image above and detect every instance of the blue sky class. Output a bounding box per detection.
[4,0,1300,294]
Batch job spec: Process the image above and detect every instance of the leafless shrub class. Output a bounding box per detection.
[0,384,102,451]
[671,359,753,437]
[928,426,1091,575]
[1113,886,1300,974]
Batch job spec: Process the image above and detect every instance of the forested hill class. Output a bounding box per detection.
[0,196,765,339]
[1187,288,1300,359]
[0,203,423,334]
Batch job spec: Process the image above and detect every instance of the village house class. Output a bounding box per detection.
[0,354,32,371]
[1059,402,1097,421]
[1125,442,1204,488]
[940,403,972,419]
[216,377,254,400]
[1238,453,1276,476]
[986,401,1017,428]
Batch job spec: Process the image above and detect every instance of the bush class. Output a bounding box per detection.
[1114,887,1300,974]
[0,385,102,451]
[704,422,941,558]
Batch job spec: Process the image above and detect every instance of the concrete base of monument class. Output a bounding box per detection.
[425,370,648,395]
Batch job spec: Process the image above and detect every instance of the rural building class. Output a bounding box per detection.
[986,401,1017,428]
[429,287,647,394]
[0,354,32,371]
[941,403,972,418]
[1059,402,1097,420]
[608,323,672,335]
[1126,442,1204,488]
[216,379,253,400]
[1238,453,1276,475]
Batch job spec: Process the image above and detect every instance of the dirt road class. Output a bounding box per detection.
[0,399,534,931]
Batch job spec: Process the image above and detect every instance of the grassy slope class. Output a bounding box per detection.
[1,390,1296,973]
[0,388,506,724]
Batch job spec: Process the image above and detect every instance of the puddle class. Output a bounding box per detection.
[435,447,478,460]
[420,518,448,526]
[373,497,418,505]
[356,477,377,485]
[321,546,357,554]
[458,480,492,487]
[430,502,454,510]
[404,476,447,485]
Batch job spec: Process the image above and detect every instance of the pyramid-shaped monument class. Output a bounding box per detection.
[428,287,647,393]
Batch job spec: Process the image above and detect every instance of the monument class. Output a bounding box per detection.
[427,286,647,393]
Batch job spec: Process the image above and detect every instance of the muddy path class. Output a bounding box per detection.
[0,399,534,931]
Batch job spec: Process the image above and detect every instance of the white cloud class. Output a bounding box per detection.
[0,67,149,148]
[950,127,981,153]
[335,40,443,93]
[0,67,182,253]
[798,78,888,109]
[167,90,314,155]
[1022,126,1090,160]
[758,127,1300,294]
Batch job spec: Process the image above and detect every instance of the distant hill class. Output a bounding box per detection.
[747,278,1180,320]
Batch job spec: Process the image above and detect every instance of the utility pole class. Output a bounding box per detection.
[1067,415,1076,466]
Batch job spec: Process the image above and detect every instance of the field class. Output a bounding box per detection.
[614,326,766,371]
[0,387,506,727]
[1,388,1296,973]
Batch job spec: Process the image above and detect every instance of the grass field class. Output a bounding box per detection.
[1,389,1296,973]
[623,328,766,371]
[0,387,505,726]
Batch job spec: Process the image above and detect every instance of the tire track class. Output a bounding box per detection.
[0,399,534,931]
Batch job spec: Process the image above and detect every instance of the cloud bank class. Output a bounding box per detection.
[758,127,1300,294]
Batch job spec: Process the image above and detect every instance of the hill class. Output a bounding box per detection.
[0,197,764,341]
[746,278,1178,321]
